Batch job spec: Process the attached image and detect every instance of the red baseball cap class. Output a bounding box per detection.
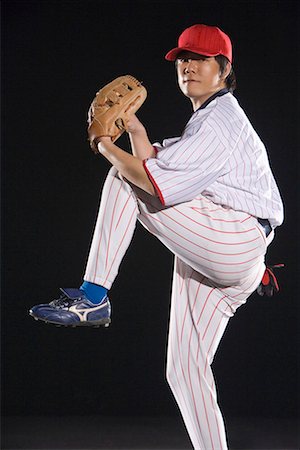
[165,24,232,63]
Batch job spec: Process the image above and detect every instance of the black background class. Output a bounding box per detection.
[2,0,298,424]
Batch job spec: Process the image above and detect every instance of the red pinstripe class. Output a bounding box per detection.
[168,256,265,449]
[202,295,227,341]
[203,276,261,378]
[114,193,132,230]
[171,273,198,435]
[197,288,215,326]
[174,299,191,399]
[172,266,223,449]
[240,215,252,223]
[142,216,263,277]
[175,270,204,444]
[203,301,237,379]
[191,209,251,223]
[103,205,136,285]
[85,167,268,450]
[105,183,122,269]
[169,340,192,423]
[188,295,227,449]
[173,296,204,446]
[144,213,261,261]
[166,131,202,164]
[179,273,186,295]
[180,276,202,344]
[183,133,218,165]
[256,223,267,242]
[209,378,223,449]
[187,324,209,447]
[143,160,165,205]
[157,210,261,246]
[92,175,116,282]
[173,207,256,234]
[196,341,215,450]
[187,298,225,450]
[160,169,208,195]
[169,342,197,441]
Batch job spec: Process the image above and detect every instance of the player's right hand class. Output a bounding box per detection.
[126,114,146,135]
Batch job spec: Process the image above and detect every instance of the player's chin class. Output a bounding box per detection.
[182,90,204,103]
[180,85,203,99]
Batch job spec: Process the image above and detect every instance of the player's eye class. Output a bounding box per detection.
[178,58,192,63]
[178,57,207,64]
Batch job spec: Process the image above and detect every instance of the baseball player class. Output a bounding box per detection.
[30,24,284,450]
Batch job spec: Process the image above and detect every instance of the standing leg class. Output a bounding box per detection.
[166,256,264,450]
[131,191,267,449]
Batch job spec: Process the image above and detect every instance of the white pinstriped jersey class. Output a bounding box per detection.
[143,92,284,228]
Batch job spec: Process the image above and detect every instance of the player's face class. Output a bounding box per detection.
[176,51,228,110]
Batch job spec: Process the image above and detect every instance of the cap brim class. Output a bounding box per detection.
[165,46,220,61]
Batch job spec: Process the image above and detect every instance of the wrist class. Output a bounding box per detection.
[128,126,146,137]
[93,136,103,148]
[97,136,114,153]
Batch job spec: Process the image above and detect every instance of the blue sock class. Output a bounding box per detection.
[80,281,108,305]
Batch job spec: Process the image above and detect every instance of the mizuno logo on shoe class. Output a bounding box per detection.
[68,302,107,322]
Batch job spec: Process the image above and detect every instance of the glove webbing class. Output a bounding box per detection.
[105,85,132,106]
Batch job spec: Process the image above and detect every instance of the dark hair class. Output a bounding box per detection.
[175,52,236,92]
[215,55,236,92]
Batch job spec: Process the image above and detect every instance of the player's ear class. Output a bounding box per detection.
[221,62,232,80]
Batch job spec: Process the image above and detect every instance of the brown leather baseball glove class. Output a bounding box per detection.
[87,75,147,153]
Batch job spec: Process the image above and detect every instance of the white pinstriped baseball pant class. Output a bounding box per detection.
[84,167,271,450]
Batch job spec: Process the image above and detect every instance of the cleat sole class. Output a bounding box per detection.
[29,311,111,328]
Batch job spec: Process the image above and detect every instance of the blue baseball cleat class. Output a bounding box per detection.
[29,288,111,328]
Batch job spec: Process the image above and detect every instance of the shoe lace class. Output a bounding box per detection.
[49,294,73,308]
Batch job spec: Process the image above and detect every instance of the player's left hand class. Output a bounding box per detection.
[87,75,147,154]
[87,122,112,153]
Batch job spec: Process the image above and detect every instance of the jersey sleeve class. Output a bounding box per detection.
[144,123,238,206]
[152,137,182,155]
[152,143,162,155]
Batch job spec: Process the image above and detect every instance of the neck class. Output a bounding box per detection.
[191,86,228,111]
